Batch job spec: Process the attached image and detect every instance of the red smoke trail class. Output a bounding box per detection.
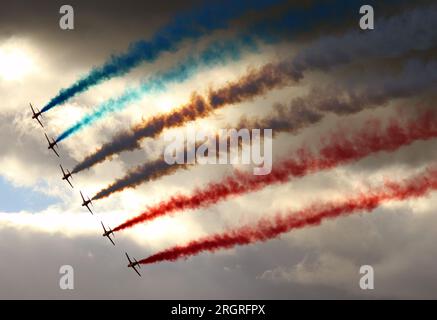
[139,165,437,264]
[114,111,437,232]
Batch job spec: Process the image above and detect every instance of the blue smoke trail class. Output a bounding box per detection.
[41,0,285,113]
[56,36,258,142]
[56,0,378,142]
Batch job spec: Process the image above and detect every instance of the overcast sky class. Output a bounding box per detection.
[0,0,436,299]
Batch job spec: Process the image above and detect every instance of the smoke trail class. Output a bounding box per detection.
[57,0,369,142]
[72,5,437,173]
[239,59,437,132]
[46,0,375,115]
[92,133,241,200]
[41,0,284,112]
[92,159,187,200]
[113,111,437,232]
[290,4,437,76]
[72,61,301,173]
[56,37,259,143]
[139,165,437,264]
[91,58,437,199]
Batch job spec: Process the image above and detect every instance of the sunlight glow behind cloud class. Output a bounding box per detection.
[0,39,36,81]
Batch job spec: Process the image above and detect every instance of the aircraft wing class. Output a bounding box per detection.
[125,252,133,265]
[86,205,93,215]
[132,265,141,277]
[52,147,60,158]
[107,235,115,246]
[29,103,35,115]
[60,165,66,176]
[66,178,73,188]
[36,117,44,128]
[44,133,51,145]
[80,191,86,202]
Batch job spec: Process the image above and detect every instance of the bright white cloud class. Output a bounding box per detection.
[0,39,37,81]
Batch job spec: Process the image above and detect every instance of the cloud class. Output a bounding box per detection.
[0,222,359,299]
[258,253,359,289]
[1,2,437,299]
[257,200,437,299]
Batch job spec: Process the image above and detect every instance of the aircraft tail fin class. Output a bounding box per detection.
[37,107,42,119]
[134,258,141,268]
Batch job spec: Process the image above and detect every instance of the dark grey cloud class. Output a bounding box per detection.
[0,224,361,299]
[0,0,201,69]
[292,4,437,74]
[2,197,437,299]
